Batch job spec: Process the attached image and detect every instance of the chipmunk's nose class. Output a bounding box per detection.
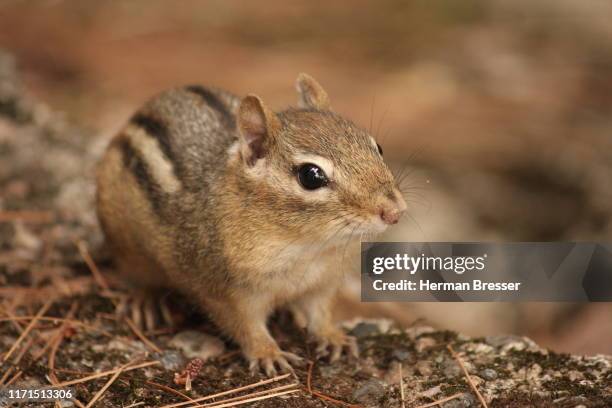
[380,207,401,224]
[378,189,407,225]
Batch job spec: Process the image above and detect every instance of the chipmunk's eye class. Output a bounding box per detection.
[377,143,383,156]
[297,163,328,190]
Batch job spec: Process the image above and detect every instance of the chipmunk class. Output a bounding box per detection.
[96,73,406,375]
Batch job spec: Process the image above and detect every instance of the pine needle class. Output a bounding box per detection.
[85,361,132,407]
[52,361,160,388]
[191,388,300,408]
[159,373,292,408]
[124,316,162,353]
[447,345,488,408]
[414,392,465,408]
[2,299,52,362]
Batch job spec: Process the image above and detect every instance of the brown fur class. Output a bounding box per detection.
[96,74,406,374]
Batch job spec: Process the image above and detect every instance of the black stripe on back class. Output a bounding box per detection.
[130,113,175,163]
[186,85,235,128]
[118,138,165,216]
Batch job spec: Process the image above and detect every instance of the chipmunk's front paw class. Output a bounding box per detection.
[246,344,303,377]
[314,329,359,362]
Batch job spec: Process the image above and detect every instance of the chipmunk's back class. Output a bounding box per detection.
[96,85,239,288]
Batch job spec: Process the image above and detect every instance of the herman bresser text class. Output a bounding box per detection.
[361,242,612,302]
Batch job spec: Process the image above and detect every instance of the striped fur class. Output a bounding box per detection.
[117,137,166,215]
[186,85,235,128]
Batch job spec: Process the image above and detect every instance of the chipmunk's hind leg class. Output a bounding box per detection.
[97,139,175,331]
[115,286,174,331]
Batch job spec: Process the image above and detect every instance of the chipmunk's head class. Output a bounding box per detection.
[233,73,406,241]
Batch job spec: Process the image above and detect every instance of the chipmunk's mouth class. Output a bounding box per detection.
[336,216,390,238]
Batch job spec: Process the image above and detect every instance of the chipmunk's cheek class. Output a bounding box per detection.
[368,216,391,234]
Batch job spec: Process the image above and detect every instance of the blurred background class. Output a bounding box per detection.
[0,0,611,355]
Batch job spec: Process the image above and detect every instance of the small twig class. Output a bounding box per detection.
[52,361,160,388]
[185,383,298,408]
[2,299,52,362]
[306,360,314,394]
[159,373,292,408]
[123,402,145,408]
[399,363,405,408]
[4,370,22,386]
[1,335,35,385]
[191,388,300,408]
[447,345,488,408]
[52,367,92,376]
[72,399,87,408]
[0,367,15,385]
[303,359,360,407]
[414,392,465,408]
[0,277,95,301]
[310,390,361,408]
[0,303,25,332]
[146,380,196,403]
[75,240,109,290]
[0,316,113,337]
[13,334,35,364]
[48,302,78,384]
[85,361,131,407]
[0,210,53,223]
[32,328,65,362]
[124,316,162,353]
[6,326,84,386]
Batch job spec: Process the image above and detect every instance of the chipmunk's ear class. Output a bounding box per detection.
[296,73,331,110]
[237,94,280,166]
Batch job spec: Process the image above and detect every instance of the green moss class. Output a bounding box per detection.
[543,377,601,399]
[418,330,459,344]
[361,331,416,368]
[507,349,580,371]
[440,383,470,396]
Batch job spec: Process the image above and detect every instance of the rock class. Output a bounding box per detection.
[421,385,442,398]
[465,342,494,354]
[350,322,382,338]
[567,370,584,381]
[158,350,187,371]
[415,336,437,352]
[405,325,435,340]
[442,358,462,378]
[108,338,147,353]
[441,393,477,408]
[526,363,543,380]
[392,348,411,362]
[13,222,42,258]
[319,363,344,378]
[480,368,498,380]
[169,330,225,360]
[344,318,395,337]
[352,378,386,405]
[383,361,402,384]
[416,360,434,376]
[485,334,525,348]
[485,334,539,352]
